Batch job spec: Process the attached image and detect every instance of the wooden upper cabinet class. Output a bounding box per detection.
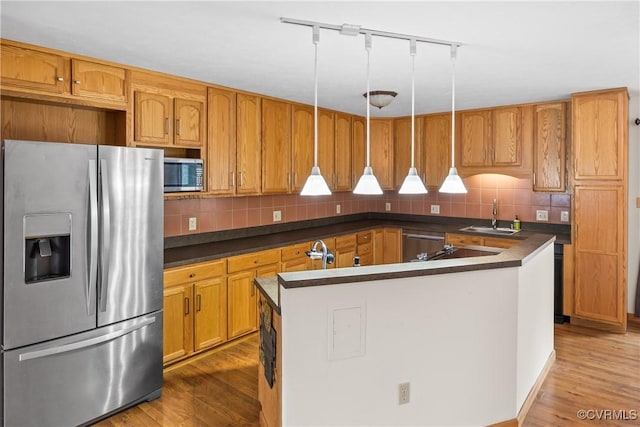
[318,109,335,190]
[533,102,566,192]
[334,113,352,191]
[352,116,366,184]
[460,110,491,167]
[236,93,262,194]
[1,43,68,94]
[572,88,627,181]
[134,91,205,148]
[134,92,172,145]
[261,98,292,193]
[492,106,522,166]
[70,59,126,102]
[174,98,205,147]
[291,105,313,192]
[370,118,394,189]
[207,87,237,195]
[393,116,423,188]
[423,113,451,188]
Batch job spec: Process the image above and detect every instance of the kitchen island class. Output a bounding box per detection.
[255,232,556,427]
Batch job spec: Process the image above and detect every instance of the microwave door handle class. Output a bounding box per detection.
[98,159,111,313]
[86,160,98,316]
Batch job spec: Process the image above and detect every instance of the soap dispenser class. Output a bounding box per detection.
[513,215,521,230]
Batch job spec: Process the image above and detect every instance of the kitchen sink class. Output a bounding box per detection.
[460,225,520,236]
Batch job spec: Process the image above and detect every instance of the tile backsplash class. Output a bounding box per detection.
[164,174,571,237]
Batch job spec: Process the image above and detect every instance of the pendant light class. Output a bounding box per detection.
[399,39,428,195]
[439,45,467,194]
[353,33,383,195]
[300,25,332,196]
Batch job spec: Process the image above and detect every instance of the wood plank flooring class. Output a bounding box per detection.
[96,323,640,427]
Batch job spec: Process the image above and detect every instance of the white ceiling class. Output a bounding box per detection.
[1,1,638,117]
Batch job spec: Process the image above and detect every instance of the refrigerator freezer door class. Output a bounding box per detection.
[2,312,163,427]
[97,146,163,326]
[2,140,97,349]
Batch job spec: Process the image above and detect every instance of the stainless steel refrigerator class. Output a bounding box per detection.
[0,140,164,426]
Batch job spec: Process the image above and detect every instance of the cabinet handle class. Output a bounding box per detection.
[189,273,196,278]
[196,294,202,312]
[533,172,536,186]
[238,171,244,187]
[164,118,169,135]
[73,79,81,84]
[230,171,235,187]
[184,297,190,315]
[254,259,259,264]
[492,149,495,162]
[56,77,64,82]
[287,172,291,186]
[294,172,298,186]
[483,150,486,161]
[251,285,255,296]
[176,119,181,136]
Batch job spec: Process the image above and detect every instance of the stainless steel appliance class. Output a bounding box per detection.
[402,230,445,262]
[1,140,164,426]
[164,157,203,192]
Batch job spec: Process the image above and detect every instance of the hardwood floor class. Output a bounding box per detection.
[96,323,640,427]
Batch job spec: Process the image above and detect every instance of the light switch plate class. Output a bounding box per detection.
[560,211,569,222]
[385,202,391,212]
[536,210,549,221]
[273,210,282,222]
[188,217,197,231]
[431,204,440,214]
[336,204,341,214]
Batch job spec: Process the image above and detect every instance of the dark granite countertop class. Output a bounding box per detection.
[164,212,570,268]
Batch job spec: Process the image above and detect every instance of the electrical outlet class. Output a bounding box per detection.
[188,217,197,231]
[536,210,549,221]
[561,211,569,222]
[273,210,282,222]
[430,204,440,214]
[336,204,341,214]
[385,202,391,212]
[399,382,410,405]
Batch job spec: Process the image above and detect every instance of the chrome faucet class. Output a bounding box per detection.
[306,240,335,269]
[492,199,498,229]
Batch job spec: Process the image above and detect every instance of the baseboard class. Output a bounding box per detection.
[488,350,556,427]
[628,313,640,326]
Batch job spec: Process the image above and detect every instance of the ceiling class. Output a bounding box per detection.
[1,1,638,117]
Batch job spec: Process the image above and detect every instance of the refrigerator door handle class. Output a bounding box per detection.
[18,316,156,362]
[86,160,98,315]
[98,159,111,313]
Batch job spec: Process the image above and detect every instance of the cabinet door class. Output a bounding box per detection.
[208,87,237,194]
[291,105,314,192]
[194,277,228,351]
[352,117,366,184]
[394,117,423,187]
[163,284,193,364]
[134,91,172,145]
[533,103,566,191]
[492,107,522,166]
[334,113,352,191]
[262,99,292,193]
[572,90,626,181]
[318,109,335,190]
[373,229,384,265]
[70,59,126,102]
[174,98,205,147]
[1,44,68,94]
[236,93,262,194]
[573,186,625,327]
[445,233,484,247]
[383,228,403,264]
[335,234,357,268]
[227,270,258,339]
[459,110,491,167]
[370,119,394,189]
[424,114,451,188]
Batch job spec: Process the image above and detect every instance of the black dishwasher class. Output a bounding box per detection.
[554,243,566,324]
[402,231,445,262]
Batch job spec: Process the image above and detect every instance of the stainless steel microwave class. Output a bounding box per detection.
[164,157,203,192]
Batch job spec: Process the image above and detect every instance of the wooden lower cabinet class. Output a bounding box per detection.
[281,242,310,272]
[382,228,402,263]
[227,249,279,339]
[163,259,227,365]
[335,234,357,268]
[258,293,282,427]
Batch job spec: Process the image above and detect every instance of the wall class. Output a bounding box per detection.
[164,174,570,237]
[628,93,639,314]
[278,245,554,426]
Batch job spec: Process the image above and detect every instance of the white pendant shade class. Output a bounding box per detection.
[439,167,467,193]
[398,167,428,194]
[353,166,383,195]
[300,166,332,196]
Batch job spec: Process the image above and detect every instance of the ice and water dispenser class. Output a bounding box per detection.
[23,213,71,284]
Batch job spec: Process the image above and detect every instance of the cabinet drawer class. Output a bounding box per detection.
[164,259,226,288]
[358,253,373,266]
[357,243,372,255]
[356,231,372,245]
[335,234,356,251]
[228,249,280,273]
[446,233,484,247]
[483,237,518,249]
[281,242,310,262]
